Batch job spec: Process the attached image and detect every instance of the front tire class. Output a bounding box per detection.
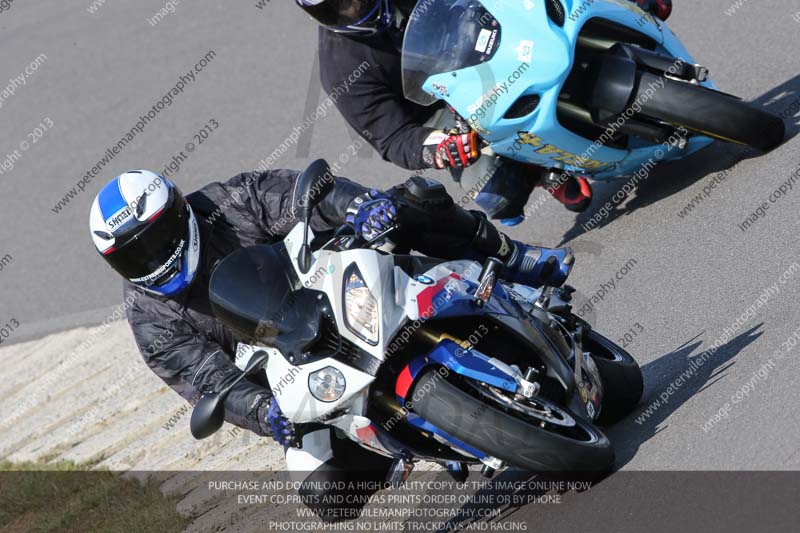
[409,368,615,472]
[636,72,785,151]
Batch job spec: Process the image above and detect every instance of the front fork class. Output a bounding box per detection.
[586,43,707,145]
[549,287,604,419]
[519,284,605,419]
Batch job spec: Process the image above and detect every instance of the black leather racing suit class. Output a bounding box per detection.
[319,25,436,171]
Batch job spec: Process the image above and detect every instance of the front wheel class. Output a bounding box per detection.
[409,368,615,472]
[635,72,785,151]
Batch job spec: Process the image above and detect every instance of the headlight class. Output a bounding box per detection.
[308,366,346,402]
[343,266,379,344]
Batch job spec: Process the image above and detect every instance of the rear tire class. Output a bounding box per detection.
[409,368,615,472]
[584,330,644,426]
[636,71,785,151]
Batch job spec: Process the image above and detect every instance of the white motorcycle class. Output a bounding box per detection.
[190,160,643,476]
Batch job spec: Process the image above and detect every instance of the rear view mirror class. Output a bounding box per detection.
[189,350,269,439]
[190,393,225,440]
[296,159,334,217]
[296,159,333,273]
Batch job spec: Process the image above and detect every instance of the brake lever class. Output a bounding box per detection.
[364,225,399,250]
[447,105,470,133]
[334,224,354,237]
[328,224,398,251]
[448,112,487,162]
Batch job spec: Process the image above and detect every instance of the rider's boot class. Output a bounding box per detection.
[502,242,575,289]
[634,0,672,21]
[540,172,593,213]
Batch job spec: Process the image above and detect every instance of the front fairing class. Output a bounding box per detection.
[279,223,587,425]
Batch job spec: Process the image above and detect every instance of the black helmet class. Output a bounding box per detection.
[296,0,394,35]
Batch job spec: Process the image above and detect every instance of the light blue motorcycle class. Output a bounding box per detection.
[402,0,785,181]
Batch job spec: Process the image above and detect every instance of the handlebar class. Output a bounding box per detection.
[325,223,400,252]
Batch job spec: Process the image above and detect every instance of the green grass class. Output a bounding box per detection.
[0,461,190,532]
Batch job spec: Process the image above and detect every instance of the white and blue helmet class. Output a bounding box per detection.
[89,170,200,296]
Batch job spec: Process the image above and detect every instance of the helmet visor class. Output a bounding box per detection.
[103,188,190,284]
[298,0,383,29]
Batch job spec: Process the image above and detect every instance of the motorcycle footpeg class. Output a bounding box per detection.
[545,288,573,315]
[560,285,576,300]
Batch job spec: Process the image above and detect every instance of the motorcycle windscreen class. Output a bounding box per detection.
[401,0,501,106]
[208,244,309,343]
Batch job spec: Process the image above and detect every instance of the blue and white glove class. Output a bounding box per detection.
[266,397,296,447]
[346,189,398,242]
[503,242,574,289]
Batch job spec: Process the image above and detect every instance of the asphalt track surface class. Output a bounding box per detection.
[1,0,799,523]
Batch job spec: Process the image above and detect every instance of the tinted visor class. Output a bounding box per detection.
[402,0,500,105]
[103,188,190,284]
[298,0,382,28]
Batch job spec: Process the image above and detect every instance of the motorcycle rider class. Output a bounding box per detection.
[90,167,573,521]
[296,0,673,223]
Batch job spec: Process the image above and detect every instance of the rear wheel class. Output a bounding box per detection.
[584,330,644,425]
[636,72,785,151]
[409,368,615,472]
